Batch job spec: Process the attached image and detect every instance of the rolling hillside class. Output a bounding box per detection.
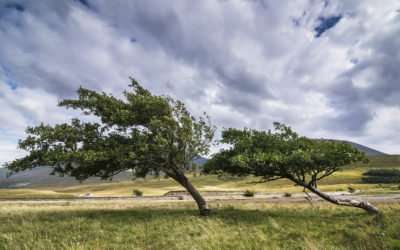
[0,157,209,188]
[342,140,387,156]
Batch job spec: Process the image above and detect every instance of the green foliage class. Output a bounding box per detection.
[6,79,215,215]
[205,122,366,188]
[205,123,382,213]
[7,78,215,181]
[362,169,400,183]
[133,189,143,197]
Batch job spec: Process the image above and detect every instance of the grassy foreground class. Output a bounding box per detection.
[0,200,399,250]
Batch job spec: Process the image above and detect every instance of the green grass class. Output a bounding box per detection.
[360,155,400,168]
[0,201,399,249]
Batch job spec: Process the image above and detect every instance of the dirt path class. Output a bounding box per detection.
[1,192,400,204]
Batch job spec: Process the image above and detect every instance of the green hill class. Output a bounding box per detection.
[343,140,387,156]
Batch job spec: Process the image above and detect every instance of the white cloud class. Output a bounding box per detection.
[0,0,399,162]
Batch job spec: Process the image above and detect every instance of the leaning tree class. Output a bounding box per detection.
[6,78,215,215]
[204,122,379,214]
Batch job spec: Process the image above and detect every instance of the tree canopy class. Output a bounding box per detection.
[204,122,379,214]
[7,78,215,215]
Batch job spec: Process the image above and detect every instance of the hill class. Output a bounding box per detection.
[320,139,387,156]
[0,166,133,188]
[342,140,387,156]
[0,157,209,188]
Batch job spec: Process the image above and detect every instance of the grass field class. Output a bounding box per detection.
[0,158,399,249]
[0,200,399,250]
[1,167,400,199]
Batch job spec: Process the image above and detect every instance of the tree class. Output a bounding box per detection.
[204,122,379,214]
[6,78,215,215]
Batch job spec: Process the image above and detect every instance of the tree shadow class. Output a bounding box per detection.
[30,205,371,226]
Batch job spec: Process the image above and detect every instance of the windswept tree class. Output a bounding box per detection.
[204,122,379,214]
[7,78,215,215]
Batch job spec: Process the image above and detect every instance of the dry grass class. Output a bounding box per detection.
[1,167,399,199]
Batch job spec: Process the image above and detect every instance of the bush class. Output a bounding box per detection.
[363,169,400,176]
[347,186,356,193]
[133,189,143,197]
[362,169,400,183]
[243,190,255,197]
[283,192,292,197]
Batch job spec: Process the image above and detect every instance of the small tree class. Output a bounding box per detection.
[6,78,215,215]
[204,122,379,214]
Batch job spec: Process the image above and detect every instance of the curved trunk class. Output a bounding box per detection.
[288,177,379,214]
[169,171,210,216]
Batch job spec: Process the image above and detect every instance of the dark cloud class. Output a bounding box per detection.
[4,2,24,12]
[73,0,92,10]
[91,1,273,101]
[325,77,372,134]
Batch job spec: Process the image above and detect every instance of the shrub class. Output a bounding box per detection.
[133,189,143,197]
[363,169,400,176]
[347,186,356,193]
[243,190,255,197]
[362,169,400,183]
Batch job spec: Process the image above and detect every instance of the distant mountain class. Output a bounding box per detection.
[334,140,387,156]
[346,141,387,156]
[0,166,133,188]
[0,157,209,188]
[193,156,208,166]
[0,168,7,179]
[314,139,387,156]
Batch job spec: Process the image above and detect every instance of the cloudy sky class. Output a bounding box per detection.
[0,0,399,164]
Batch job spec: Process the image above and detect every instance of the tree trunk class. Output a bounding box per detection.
[170,171,210,216]
[288,177,379,214]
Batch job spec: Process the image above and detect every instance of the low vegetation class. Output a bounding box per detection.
[362,169,400,184]
[243,190,255,197]
[132,189,143,197]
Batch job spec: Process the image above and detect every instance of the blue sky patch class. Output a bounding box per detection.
[314,15,342,37]
[4,3,25,12]
[74,0,91,9]
[1,66,18,90]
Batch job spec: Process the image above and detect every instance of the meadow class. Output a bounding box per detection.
[0,156,399,249]
[0,200,399,250]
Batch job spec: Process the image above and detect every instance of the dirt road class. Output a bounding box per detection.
[1,192,399,204]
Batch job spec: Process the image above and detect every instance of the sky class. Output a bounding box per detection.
[0,0,399,165]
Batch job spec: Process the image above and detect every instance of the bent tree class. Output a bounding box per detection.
[7,79,215,215]
[204,122,379,214]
